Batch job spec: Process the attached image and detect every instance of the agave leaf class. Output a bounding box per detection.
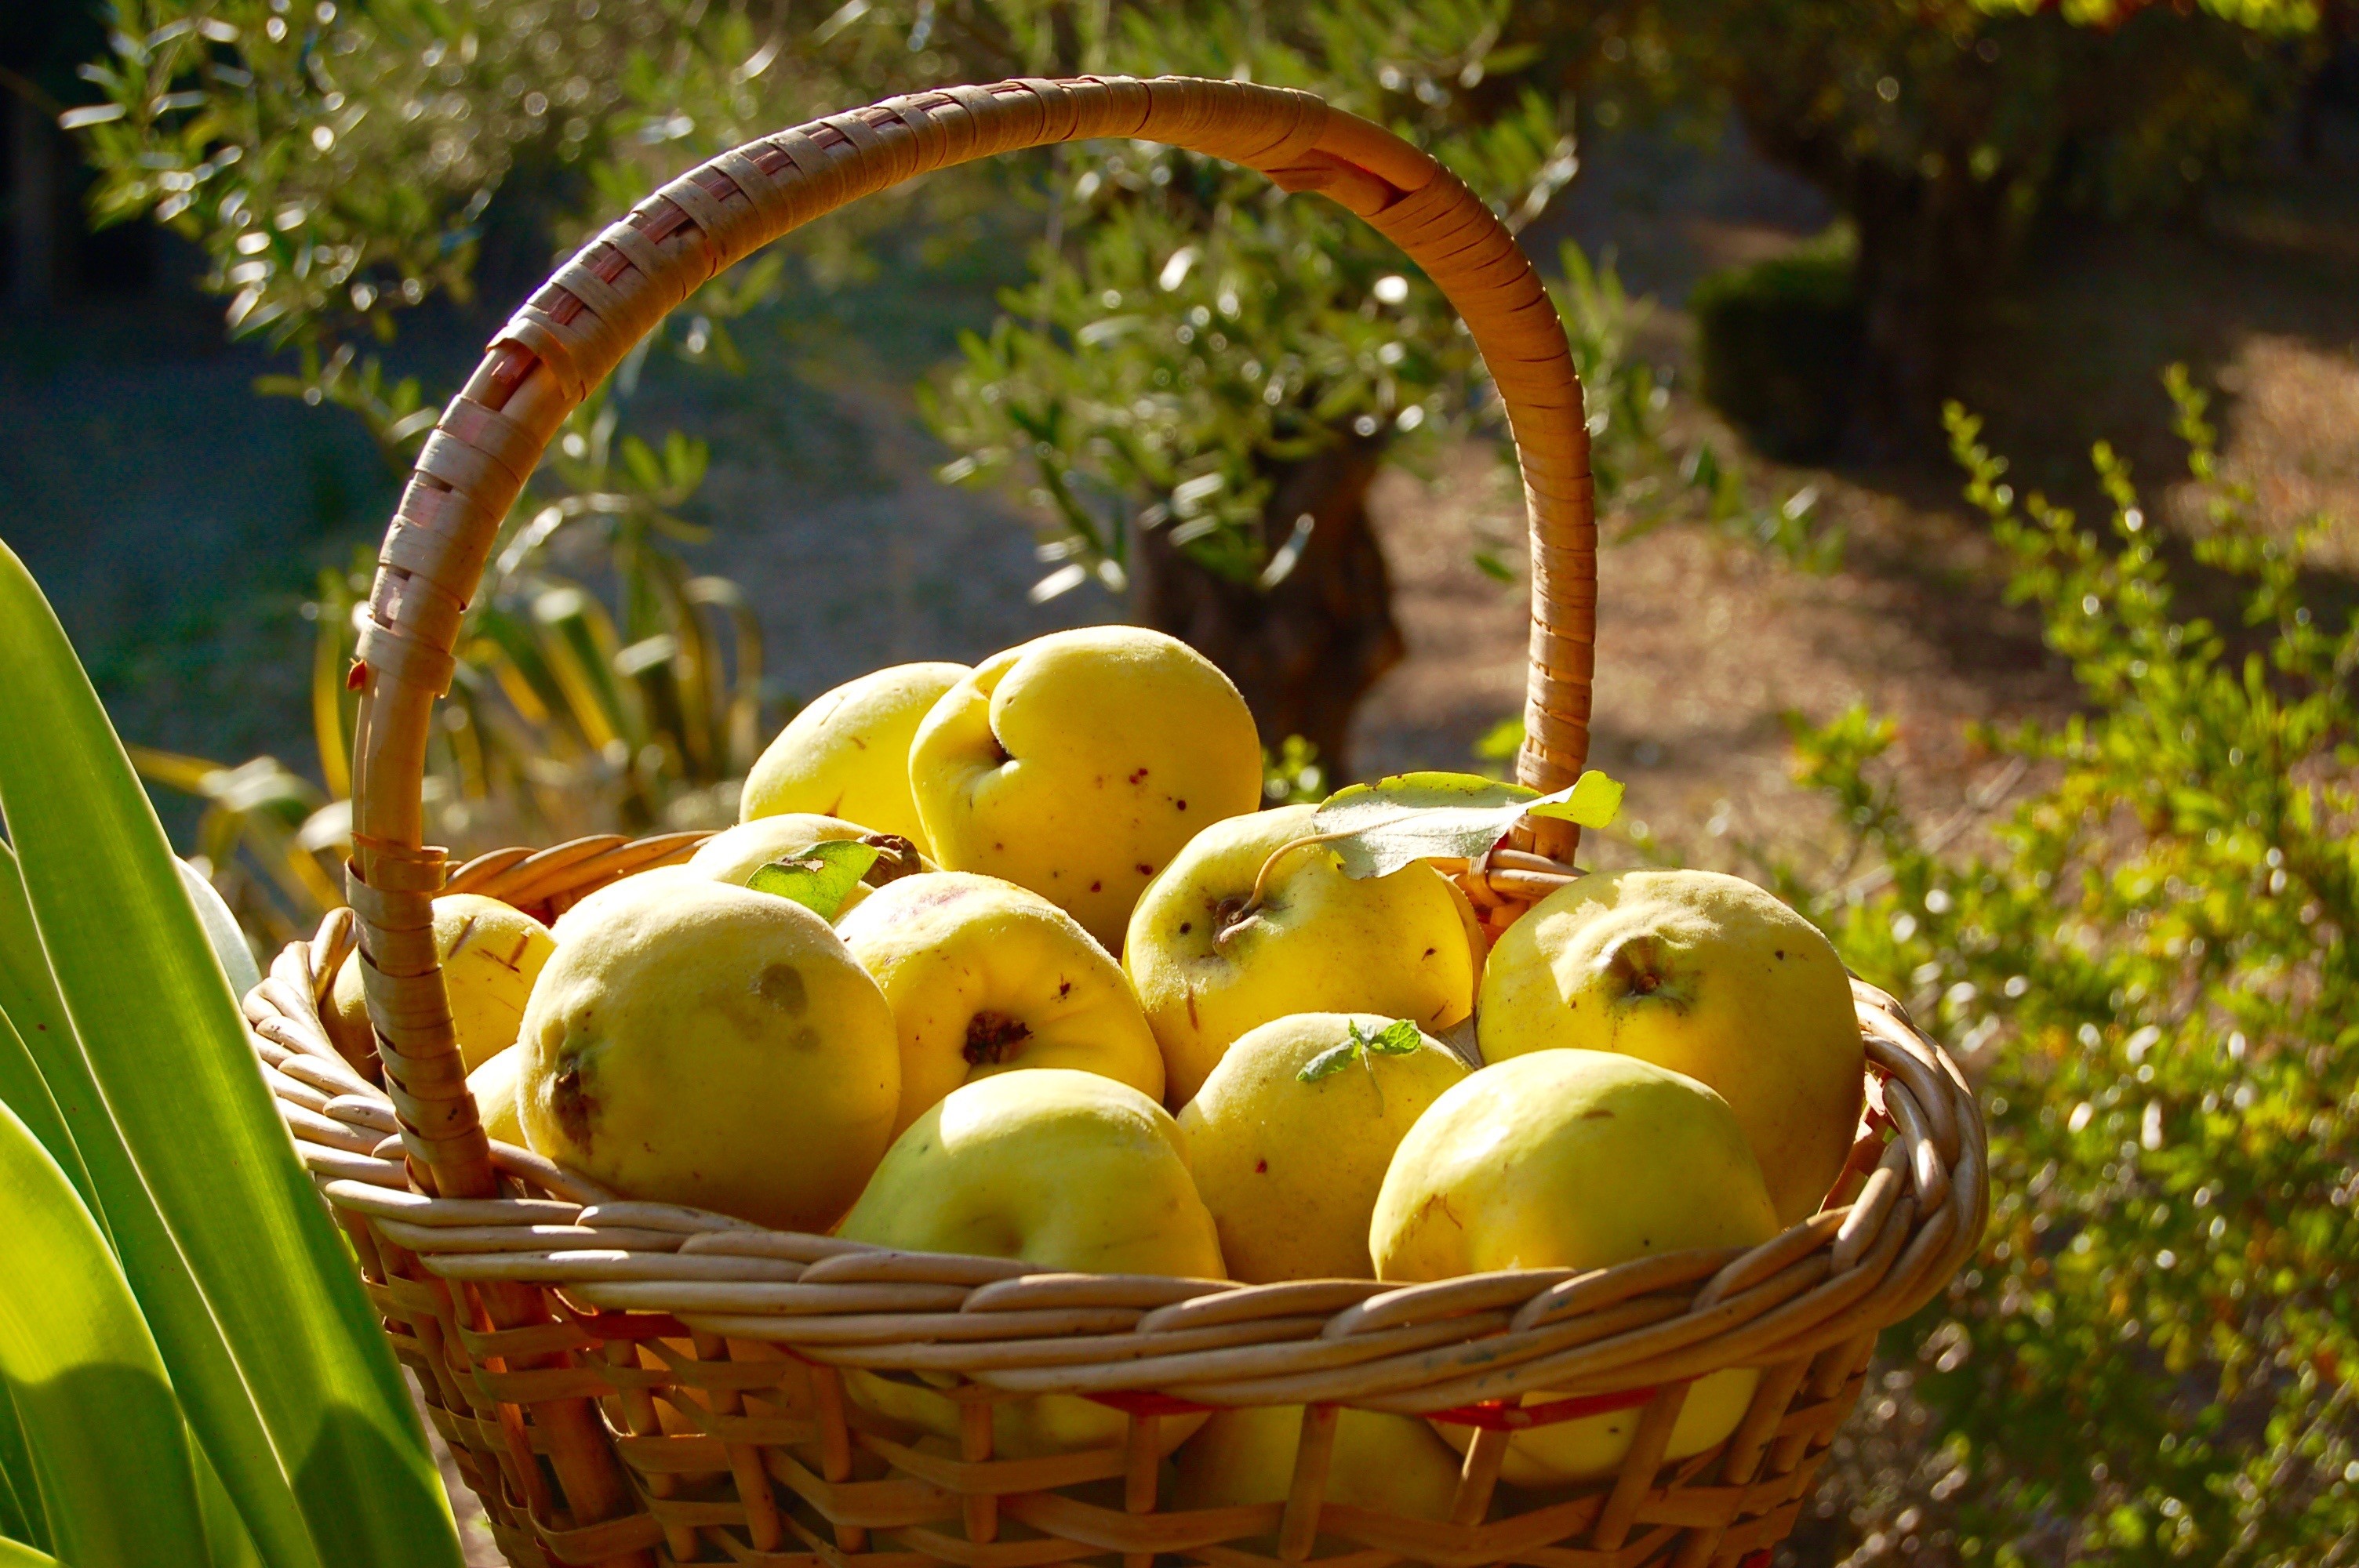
[685,577,765,775]
[178,858,263,997]
[309,597,353,802]
[0,1531,57,1566]
[0,1385,44,1552]
[1310,769,1623,880]
[747,840,882,922]
[0,1100,210,1568]
[0,997,93,1225]
[4,847,314,1566]
[0,541,461,1567]
[194,1444,267,1568]
[0,856,107,1240]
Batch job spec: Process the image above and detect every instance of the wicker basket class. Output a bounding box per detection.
[246,75,1988,1568]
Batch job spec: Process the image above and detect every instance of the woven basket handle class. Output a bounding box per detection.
[349,75,1595,1200]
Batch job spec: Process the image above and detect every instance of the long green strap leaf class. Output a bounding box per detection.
[0,1002,93,1229]
[0,1384,43,1553]
[0,849,314,1568]
[196,1444,265,1568]
[0,884,104,1245]
[0,1537,58,1568]
[0,542,460,1568]
[0,1101,209,1568]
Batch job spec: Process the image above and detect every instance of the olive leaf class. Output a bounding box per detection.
[745,840,882,921]
[1310,769,1624,880]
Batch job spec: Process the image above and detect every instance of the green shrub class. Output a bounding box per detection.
[1692,241,1862,463]
[1765,369,2357,1566]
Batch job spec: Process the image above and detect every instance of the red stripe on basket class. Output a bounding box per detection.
[1426,1386,1661,1430]
[1083,1389,1218,1417]
[561,1305,692,1341]
[1079,1385,1667,1427]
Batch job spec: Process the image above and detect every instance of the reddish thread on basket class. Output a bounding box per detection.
[560,1303,692,1341]
[1426,1385,1663,1430]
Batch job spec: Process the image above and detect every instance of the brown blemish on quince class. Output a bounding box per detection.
[757,964,809,1014]
[552,1050,598,1151]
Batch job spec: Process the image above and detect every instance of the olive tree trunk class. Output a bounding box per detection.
[1841,158,2021,452]
[1130,434,1402,779]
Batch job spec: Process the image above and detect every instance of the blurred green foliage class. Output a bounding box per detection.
[1579,0,2327,436]
[67,0,1827,810]
[919,0,1582,598]
[1766,372,2357,1565]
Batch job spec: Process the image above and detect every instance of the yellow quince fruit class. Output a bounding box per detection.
[836,871,1165,1133]
[324,892,554,1075]
[467,1044,525,1147]
[1178,1012,1466,1281]
[1478,868,1864,1225]
[548,864,701,942]
[516,880,899,1232]
[1124,805,1477,1105]
[1372,1049,1779,1486]
[1171,1403,1463,1526]
[741,662,969,853]
[686,811,928,922]
[908,627,1261,950]
[837,1069,1223,1457]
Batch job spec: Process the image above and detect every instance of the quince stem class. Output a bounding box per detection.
[1218,829,1359,944]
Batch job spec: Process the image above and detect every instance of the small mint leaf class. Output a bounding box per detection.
[745,839,882,920]
[1364,1018,1423,1056]
[1298,1041,1361,1082]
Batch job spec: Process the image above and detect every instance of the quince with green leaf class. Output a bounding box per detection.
[1123,804,1480,1106]
[1177,1013,1465,1281]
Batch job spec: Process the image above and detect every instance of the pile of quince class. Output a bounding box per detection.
[328,626,1869,1507]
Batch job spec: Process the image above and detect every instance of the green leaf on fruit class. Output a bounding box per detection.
[1310,768,1624,880]
[1298,1042,1360,1082]
[746,840,881,920]
[1299,1018,1424,1087]
[1354,1018,1424,1057]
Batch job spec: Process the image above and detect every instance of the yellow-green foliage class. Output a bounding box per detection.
[1768,372,2357,1565]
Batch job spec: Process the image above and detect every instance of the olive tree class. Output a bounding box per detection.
[1594,0,2327,446]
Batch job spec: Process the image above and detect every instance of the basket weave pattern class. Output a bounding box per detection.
[258,74,1990,1568]
[253,908,1980,1568]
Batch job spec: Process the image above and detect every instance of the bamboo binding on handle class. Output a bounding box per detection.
[346,75,1596,1209]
